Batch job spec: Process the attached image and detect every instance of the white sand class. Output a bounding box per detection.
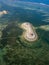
[21,22,38,42]
[0,10,8,16]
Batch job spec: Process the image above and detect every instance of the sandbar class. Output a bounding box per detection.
[21,22,38,42]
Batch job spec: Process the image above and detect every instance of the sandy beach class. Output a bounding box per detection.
[21,22,38,42]
[0,10,8,16]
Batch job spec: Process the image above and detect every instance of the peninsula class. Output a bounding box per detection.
[20,22,38,42]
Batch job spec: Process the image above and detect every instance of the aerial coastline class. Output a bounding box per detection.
[20,22,38,42]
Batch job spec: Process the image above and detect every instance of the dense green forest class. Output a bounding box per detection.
[0,22,49,65]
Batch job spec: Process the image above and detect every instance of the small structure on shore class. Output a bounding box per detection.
[21,22,38,42]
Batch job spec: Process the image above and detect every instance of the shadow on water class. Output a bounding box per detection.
[0,22,23,49]
[0,27,8,49]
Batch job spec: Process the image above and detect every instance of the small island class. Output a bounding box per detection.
[20,22,38,42]
[0,10,8,16]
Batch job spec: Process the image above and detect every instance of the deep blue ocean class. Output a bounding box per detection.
[18,0,49,5]
[1,0,49,5]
